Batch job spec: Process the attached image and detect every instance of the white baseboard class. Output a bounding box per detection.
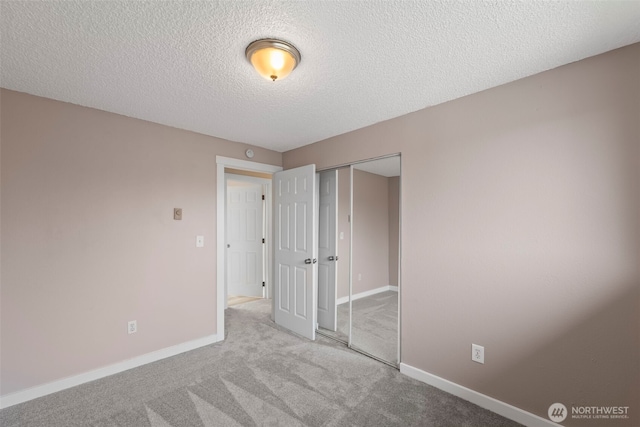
[0,333,222,409]
[399,363,557,427]
[336,285,398,305]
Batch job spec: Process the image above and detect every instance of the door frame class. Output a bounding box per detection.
[216,156,282,340]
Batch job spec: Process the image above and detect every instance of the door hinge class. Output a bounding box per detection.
[262,194,265,200]
[262,238,265,243]
[262,282,265,287]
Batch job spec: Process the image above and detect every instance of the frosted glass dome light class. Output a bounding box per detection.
[245,39,301,82]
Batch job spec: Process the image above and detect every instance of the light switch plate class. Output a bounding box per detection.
[174,208,182,220]
[196,235,204,247]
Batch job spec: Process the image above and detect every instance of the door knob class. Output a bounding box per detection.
[328,256,339,261]
[305,258,312,264]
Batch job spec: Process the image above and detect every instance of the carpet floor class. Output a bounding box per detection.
[0,300,522,427]
[319,291,398,365]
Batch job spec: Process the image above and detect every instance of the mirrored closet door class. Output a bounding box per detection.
[316,156,400,366]
[350,157,400,365]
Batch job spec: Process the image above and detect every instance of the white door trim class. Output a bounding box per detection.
[348,165,354,347]
[397,156,402,365]
[216,156,282,340]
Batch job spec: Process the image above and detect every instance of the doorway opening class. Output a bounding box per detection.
[216,156,282,340]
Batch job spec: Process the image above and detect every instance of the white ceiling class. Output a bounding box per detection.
[2,1,639,153]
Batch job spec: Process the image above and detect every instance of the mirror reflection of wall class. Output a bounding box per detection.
[351,158,400,365]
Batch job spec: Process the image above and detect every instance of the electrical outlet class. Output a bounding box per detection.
[358,273,362,281]
[472,344,484,364]
[128,320,137,334]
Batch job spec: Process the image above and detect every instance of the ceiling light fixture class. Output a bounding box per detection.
[245,39,301,82]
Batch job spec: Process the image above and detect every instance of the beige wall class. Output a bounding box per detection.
[388,176,400,287]
[284,44,640,426]
[0,89,281,395]
[337,168,399,298]
[352,169,389,295]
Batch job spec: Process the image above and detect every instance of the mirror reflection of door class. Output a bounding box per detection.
[350,157,400,365]
[317,170,338,332]
[317,167,351,343]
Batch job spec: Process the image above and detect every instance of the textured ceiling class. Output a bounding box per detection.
[2,1,639,152]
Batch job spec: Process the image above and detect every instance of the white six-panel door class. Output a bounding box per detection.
[317,170,338,331]
[227,181,264,297]
[273,165,317,340]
